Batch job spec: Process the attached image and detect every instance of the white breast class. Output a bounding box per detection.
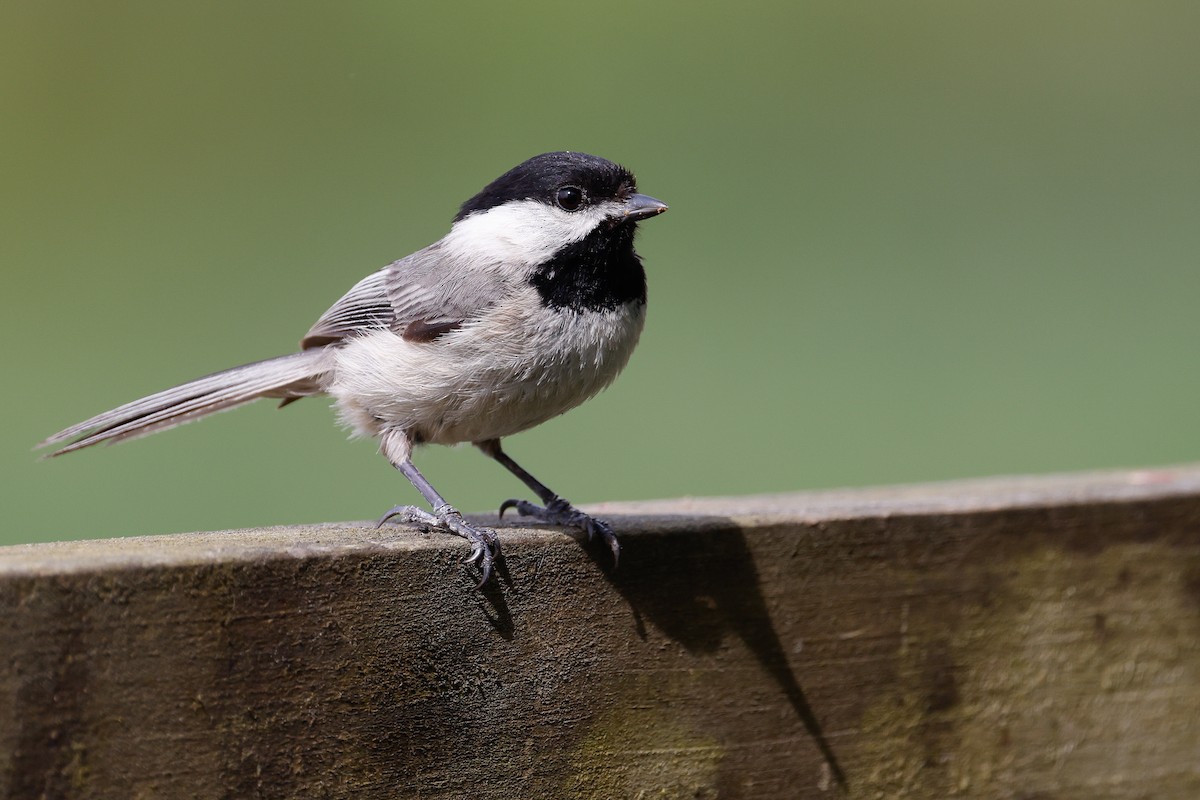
[326,289,645,445]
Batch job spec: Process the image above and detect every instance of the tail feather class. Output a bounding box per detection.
[38,350,329,456]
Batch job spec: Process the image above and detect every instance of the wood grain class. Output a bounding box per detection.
[4,467,1200,798]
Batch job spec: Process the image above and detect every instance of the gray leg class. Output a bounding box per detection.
[377,429,500,585]
[476,439,620,566]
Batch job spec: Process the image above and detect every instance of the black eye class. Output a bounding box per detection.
[555,186,583,211]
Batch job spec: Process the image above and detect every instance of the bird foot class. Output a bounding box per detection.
[377,504,501,586]
[499,497,620,567]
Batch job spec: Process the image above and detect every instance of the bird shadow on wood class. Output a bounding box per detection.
[475,562,516,640]
[582,515,848,792]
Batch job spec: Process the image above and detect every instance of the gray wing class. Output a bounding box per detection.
[300,242,509,349]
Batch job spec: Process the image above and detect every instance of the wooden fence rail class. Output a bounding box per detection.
[4,467,1200,798]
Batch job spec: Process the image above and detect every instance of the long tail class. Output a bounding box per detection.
[38,350,330,457]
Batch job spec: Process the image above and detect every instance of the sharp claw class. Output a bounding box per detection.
[592,519,621,570]
[476,554,493,588]
[375,505,405,529]
[376,505,441,530]
[498,498,519,519]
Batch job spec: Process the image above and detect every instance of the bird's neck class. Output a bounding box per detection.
[529,225,646,312]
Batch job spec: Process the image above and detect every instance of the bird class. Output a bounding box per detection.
[38,152,668,585]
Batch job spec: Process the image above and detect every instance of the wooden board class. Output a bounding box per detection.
[4,467,1200,798]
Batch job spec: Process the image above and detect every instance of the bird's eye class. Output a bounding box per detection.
[555,186,584,211]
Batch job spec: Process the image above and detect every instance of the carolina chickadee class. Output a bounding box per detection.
[39,152,668,585]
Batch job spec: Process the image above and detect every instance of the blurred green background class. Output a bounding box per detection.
[4,2,1200,546]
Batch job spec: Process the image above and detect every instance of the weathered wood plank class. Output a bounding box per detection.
[4,467,1200,798]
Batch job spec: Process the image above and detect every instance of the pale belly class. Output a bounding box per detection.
[327,296,646,445]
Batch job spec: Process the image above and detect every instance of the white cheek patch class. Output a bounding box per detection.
[443,199,624,268]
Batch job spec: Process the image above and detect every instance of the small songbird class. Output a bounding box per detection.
[39,152,668,585]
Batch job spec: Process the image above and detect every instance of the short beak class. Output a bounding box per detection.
[622,193,669,222]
